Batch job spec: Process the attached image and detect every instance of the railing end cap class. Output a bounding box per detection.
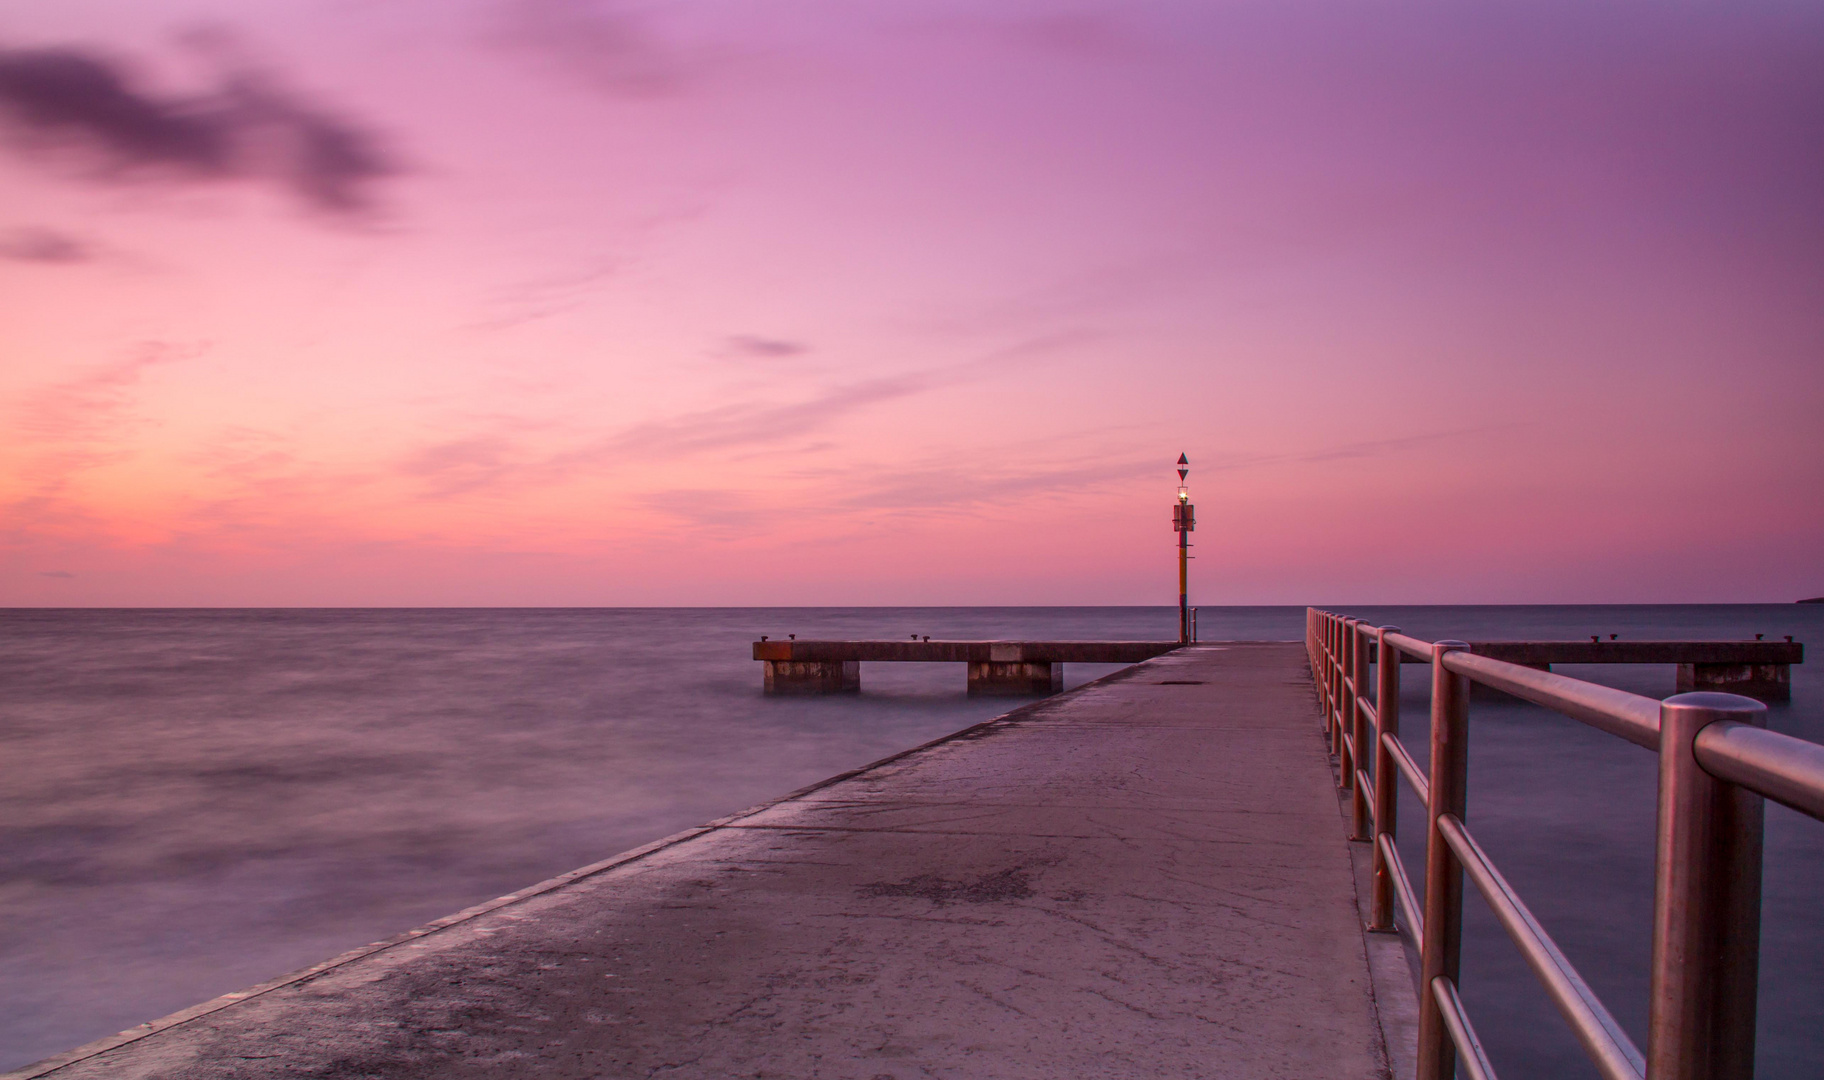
[1661,691,1767,718]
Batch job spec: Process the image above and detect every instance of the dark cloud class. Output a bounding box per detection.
[725,335,807,358]
[0,226,88,263]
[223,74,393,213]
[0,49,226,166]
[0,46,393,213]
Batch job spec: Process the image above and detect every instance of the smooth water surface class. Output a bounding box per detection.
[2,605,1818,1076]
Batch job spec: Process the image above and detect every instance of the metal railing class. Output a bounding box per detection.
[1306,608,1824,1080]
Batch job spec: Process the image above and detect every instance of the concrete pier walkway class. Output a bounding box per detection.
[23,644,1393,1079]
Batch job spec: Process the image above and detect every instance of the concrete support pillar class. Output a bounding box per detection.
[764,660,859,695]
[1677,663,1790,702]
[967,661,1061,696]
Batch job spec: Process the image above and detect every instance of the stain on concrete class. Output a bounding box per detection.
[855,868,1035,905]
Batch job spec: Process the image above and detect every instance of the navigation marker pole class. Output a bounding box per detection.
[1174,454,1194,644]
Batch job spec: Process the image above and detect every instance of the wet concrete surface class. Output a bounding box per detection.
[21,643,1390,1079]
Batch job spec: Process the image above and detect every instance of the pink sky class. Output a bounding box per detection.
[2,0,1821,606]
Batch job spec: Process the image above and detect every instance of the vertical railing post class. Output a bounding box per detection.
[1308,610,1321,706]
[1340,619,1358,787]
[1336,616,1346,733]
[1321,613,1333,740]
[1333,613,1343,741]
[1320,612,1335,729]
[1335,617,1350,762]
[1369,624,1402,930]
[1417,640,1470,1080]
[1335,614,1344,748]
[1647,693,1766,1080]
[1342,620,1357,762]
[1327,616,1342,744]
[1350,620,1373,840]
[1322,613,1334,738]
[1331,614,1341,746]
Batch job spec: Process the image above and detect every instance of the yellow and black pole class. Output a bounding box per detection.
[1173,453,1194,643]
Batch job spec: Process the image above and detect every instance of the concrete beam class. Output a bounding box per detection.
[762,659,858,695]
[753,640,1182,664]
[1677,662,1791,703]
[1373,640,1800,701]
[1387,641,1802,666]
[967,660,1062,696]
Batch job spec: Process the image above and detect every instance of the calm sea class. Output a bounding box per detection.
[2,606,1818,1076]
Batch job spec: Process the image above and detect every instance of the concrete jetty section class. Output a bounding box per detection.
[1388,639,1801,701]
[754,639,1184,695]
[19,644,1396,1080]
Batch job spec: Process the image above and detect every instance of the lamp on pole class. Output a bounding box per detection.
[1173,454,1194,643]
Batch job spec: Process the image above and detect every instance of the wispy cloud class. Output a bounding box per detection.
[838,455,1154,514]
[465,257,624,334]
[15,342,192,443]
[393,373,929,502]
[917,11,1149,62]
[0,46,395,214]
[1206,426,1515,474]
[394,328,1106,502]
[724,334,808,359]
[632,487,793,537]
[1004,13,1146,60]
[591,376,924,460]
[397,434,520,498]
[490,0,693,98]
[3,342,199,542]
[0,226,89,263]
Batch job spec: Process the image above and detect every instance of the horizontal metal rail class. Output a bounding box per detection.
[1384,732,1430,806]
[1306,608,1822,1080]
[1432,976,1500,1080]
[1386,630,1433,659]
[1438,814,1646,1080]
[1440,650,1660,751]
[1695,721,1824,822]
[1378,831,1423,939]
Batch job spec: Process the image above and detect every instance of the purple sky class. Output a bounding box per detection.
[2,0,1821,605]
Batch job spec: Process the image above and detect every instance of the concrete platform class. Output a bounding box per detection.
[754,640,1186,695]
[18,644,1394,1080]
